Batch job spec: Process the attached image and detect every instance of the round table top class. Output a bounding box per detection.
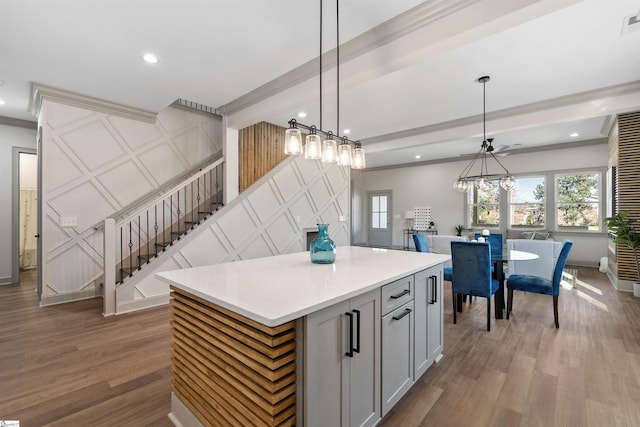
[494,249,539,262]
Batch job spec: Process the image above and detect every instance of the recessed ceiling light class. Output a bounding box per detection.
[570,132,579,137]
[0,99,5,105]
[297,112,307,118]
[415,155,421,159]
[343,129,351,135]
[143,53,158,64]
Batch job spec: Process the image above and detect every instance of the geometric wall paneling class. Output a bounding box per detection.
[47,180,117,233]
[308,178,333,213]
[325,164,349,194]
[138,144,189,185]
[295,155,323,185]
[178,227,227,268]
[43,139,84,192]
[97,161,156,207]
[216,203,259,249]
[40,97,223,306]
[156,106,199,134]
[272,160,305,203]
[45,102,95,129]
[265,213,298,252]
[47,245,102,294]
[43,216,73,252]
[246,183,282,224]
[238,234,275,261]
[107,115,163,150]
[289,193,316,229]
[172,126,215,167]
[59,119,126,170]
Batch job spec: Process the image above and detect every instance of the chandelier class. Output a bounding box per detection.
[283,0,366,169]
[454,76,515,192]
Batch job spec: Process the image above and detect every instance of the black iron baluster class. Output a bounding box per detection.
[154,205,158,257]
[137,215,141,270]
[119,227,123,283]
[145,210,149,264]
[170,195,173,245]
[162,201,166,250]
[176,190,181,239]
[197,177,201,219]
[190,181,194,227]
[128,221,133,277]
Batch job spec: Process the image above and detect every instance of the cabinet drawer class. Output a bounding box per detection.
[381,275,414,315]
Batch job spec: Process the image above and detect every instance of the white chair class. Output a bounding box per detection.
[506,239,564,281]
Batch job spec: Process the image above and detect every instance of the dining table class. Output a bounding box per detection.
[456,249,539,319]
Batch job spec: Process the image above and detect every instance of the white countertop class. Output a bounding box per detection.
[156,246,450,327]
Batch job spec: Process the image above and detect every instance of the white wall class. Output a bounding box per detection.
[0,123,37,284]
[353,142,608,265]
[39,101,223,304]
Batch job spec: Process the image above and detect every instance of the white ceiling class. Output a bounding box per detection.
[1,0,639,168]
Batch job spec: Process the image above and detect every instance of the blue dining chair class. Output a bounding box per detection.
[506,240,573,328]
[474,233,503,260]
[413,234,453,282]
[451,241,500,331]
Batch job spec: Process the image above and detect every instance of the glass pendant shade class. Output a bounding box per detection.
[321,138,338,163]
[304,134,322,159]
[475,177,490,191]
[337,143,352,166]
[351,146,366,169]
[453,179,469,193]
[500,175,516,191]
[284,128,303,155]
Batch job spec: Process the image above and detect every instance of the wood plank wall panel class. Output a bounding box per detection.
[239,122,289,193]
[615,111,640,281]
[170,286,297,426]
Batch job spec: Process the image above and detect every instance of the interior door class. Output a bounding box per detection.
[368,191,392,247]
[36,126,43,297]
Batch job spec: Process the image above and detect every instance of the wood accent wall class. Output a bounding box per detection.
[612,111,640,281]
[239,122,289,193]
[170,286,297,426]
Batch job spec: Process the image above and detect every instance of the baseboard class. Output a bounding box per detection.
[168,393,204,427]
[115,293,169,315]
[606,270,634,292]
[40,288,100,306]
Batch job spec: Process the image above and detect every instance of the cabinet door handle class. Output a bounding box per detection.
[392,308,412,321]
[430,275,438,304]
[390,289,410,299]
[353,309,360,354]
[345,312,354,357]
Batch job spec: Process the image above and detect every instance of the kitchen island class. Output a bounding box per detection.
[156,246,450,427]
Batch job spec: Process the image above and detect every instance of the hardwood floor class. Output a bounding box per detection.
[1,267,639,426]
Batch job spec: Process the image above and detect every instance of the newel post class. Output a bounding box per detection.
[103,218,116,316]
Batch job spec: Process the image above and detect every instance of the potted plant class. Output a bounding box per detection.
[454,224,465,237]
[604,211,640,296]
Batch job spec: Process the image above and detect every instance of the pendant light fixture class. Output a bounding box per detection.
[284,0,365,169]
[454,76,515,192]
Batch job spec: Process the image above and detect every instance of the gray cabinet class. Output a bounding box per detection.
[381,300,414,415]
[413,265,444,380]
[304,288,381,427]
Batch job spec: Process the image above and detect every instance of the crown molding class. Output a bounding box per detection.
[29,82,157,123]
[0,115,37,129]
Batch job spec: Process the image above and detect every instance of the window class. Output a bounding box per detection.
[555,172,601,231]
[509,176,545,228]
[469,182,500,227]
[371,195,388,229]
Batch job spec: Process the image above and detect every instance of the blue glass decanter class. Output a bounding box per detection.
[310,224,336,264]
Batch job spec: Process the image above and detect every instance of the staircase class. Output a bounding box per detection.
[110,158,225,285]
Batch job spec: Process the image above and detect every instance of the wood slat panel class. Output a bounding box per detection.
[239,122,289,193]
[614,111,640,281]
[170,287,296,427]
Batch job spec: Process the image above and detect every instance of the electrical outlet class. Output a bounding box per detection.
[60,216,78,227]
